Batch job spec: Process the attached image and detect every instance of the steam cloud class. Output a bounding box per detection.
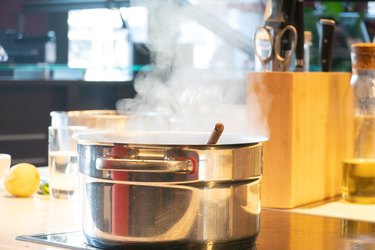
[117,0,268,137]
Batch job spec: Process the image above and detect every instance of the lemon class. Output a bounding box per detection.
[4,163,40,197]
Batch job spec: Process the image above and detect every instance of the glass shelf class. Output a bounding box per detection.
[0,63,152,81]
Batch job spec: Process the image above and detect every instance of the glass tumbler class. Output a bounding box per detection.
[48,126,87,199]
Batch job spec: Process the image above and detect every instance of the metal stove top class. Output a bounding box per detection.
[16,231,100,250]
[17,232,257,250]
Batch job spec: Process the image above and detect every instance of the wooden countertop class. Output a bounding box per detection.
[0,188,80,249]
[1,173,375,249]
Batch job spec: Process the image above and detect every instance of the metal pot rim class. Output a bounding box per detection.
[75,131,267,147]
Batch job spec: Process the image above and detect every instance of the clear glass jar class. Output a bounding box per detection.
[343,43,375,203]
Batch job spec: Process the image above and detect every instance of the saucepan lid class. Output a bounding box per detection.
[75,131,267,147]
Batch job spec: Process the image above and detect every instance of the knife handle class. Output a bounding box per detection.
[319,19,335,72]
[281,0,297,52]
[295,0,304,67]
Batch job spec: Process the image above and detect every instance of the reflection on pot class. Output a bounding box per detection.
[81,176,261,248]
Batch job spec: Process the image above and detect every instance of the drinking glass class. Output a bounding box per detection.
[48,126,87,199]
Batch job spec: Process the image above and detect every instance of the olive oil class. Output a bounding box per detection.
[342,115,375,203]
[342,159,375,203]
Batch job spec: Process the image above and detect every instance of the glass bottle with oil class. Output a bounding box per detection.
[343,43,375,203]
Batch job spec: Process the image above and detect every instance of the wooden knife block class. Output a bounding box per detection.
[247,72,352,208]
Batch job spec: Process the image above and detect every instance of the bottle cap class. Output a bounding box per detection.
[304,31,312,44]
[351,43,375,69]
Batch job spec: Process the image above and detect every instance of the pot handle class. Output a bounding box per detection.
[96,157,194,174]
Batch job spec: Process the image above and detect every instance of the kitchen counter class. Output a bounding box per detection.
[258,209,375,250]
[1,167,375,249]
[291,197,375,223]
[0,188,80,249]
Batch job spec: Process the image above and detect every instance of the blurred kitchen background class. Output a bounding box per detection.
[0,0,373,166]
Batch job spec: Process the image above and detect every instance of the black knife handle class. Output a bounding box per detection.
[281,0,297,52]
[295,0,304,64]
[319,19,335,72]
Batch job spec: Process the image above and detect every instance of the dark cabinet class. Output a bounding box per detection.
[0,80,135,166]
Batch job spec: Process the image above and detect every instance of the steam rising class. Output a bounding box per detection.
[117,0,268,137]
